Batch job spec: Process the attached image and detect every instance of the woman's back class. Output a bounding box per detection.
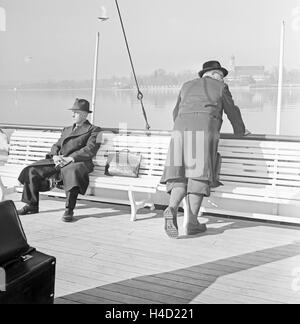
[177,77,224,119]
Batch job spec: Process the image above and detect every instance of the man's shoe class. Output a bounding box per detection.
[185,222,207,236]
[18,205,39,216]
[62,209,74,223]
[164,207,178,239]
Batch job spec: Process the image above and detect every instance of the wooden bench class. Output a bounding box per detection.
[1,129,300,225]
[0,130,61,200]
[209,137,300,224]
[88,130,171,221]
[0,129,171,222]
[156,136,300,225]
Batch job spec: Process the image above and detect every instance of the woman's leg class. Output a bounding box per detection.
[184,179,209,235]
[169,186,187,211]
[186,193,204,225]
[166,179,188,211]
[164,180,187,239]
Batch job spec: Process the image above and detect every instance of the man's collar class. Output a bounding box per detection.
[74,120,89,128]
[76,120,86,127]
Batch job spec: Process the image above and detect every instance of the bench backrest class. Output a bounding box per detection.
[6,130,61,166]
[219,138,300,189]
[5,130,300,191]
[93,131,171,179]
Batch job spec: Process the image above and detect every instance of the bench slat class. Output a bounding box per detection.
[219,146,300,157]
[213,185,300,200]
[10,141,55,147]
[220,175,300,187]
[220,139,300,150]
[94,159,167,166]
[96,151,168,158]
[11,132,61,139]
[219,151,300,162]
[98,147,169,155]
[222,158,300,168]
[221,167,300,179]
[221,171,300,182]
[222,163,300,175]
[210,192,300,206]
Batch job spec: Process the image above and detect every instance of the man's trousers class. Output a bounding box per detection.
[20,164,79,210]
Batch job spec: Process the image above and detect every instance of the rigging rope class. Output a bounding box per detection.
[115,0,151,130]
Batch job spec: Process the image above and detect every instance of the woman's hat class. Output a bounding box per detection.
[198,61,229,78]
[69,99,92,113]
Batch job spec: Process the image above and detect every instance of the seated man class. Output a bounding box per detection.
[17,99,101,222]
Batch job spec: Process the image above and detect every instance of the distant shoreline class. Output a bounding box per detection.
[0,87,181,92]
[0,84,300,92]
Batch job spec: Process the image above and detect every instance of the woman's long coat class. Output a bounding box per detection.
[160,77,246,190]
[18,120,101,195]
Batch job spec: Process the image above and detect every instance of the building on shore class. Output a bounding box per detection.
[227,55,270,85]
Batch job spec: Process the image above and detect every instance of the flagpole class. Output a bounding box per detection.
[0,7,6,32]
[276,21,285,136]
[91,32,100,125]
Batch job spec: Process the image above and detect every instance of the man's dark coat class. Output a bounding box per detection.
[18,120,102,195]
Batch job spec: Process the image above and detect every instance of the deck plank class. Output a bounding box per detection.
[6,193,300,304]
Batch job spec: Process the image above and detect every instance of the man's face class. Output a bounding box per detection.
[72,111,88,124]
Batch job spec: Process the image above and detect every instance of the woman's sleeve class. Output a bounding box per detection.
[173,92,182,122]
[222,84,246,136]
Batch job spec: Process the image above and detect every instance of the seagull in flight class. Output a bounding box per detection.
[98,6,109,21]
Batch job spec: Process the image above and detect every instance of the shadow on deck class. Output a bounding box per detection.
[55,242,300,304]
[7,193,300,305]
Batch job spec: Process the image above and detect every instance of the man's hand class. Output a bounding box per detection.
[53,155,63,166]
[60,157,75,165]
[244,129,252,136]
[53,156,74,167]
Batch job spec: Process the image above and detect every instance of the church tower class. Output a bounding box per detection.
[229,55,236,73]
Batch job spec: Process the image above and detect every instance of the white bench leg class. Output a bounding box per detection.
[0,177,13,202]
[0,177,19,202]
[145,193,155,211]
[128,190,138,222]
[0,177,5,202]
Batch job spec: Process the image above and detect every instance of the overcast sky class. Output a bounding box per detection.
[0,0,299,82]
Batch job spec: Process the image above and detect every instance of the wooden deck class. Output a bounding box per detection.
[7,193,300,304]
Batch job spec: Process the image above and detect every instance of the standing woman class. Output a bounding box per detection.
[161,61,250,239]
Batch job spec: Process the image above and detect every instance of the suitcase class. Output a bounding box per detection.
[0,200,56,304]
[0,200,30,265]
[0,250,56,304]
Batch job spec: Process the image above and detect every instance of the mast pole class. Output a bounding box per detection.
[91,32,100,125]
[276,21,285,136]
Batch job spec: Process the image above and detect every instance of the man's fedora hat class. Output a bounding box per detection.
[199,61,229,78]
[69,99,92,113]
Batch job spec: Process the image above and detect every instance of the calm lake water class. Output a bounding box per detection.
[1,87,300,136]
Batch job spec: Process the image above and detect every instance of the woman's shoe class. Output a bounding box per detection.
[185,222,207,236]
[163,207,178,239]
